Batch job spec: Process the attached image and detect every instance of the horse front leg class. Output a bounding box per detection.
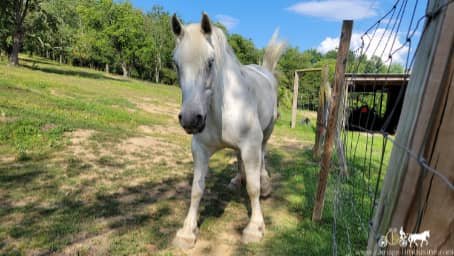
[173,139,210,249]
[240,140,265,243]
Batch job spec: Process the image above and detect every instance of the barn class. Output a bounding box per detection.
[345,73,410,134]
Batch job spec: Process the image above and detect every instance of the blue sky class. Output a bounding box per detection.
[130,0,427,63]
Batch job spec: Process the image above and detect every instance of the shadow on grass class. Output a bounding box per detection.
[19,62,127,82]
[19,57,56,65]
[234,147,333,256]
[0,157,192,254]
[0,145,334,255]
[0,153,252,255]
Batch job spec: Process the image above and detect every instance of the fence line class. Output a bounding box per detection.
[309,0,454,255]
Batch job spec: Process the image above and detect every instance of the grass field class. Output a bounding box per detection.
[0,56,389,255]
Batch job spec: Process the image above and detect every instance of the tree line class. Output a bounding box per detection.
[0,0,403,108]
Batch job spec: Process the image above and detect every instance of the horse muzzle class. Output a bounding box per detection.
[178,112,207,134]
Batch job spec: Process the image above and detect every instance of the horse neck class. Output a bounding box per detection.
[209,51,241,123]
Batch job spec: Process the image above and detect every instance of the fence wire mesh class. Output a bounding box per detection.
[326,0,454,255]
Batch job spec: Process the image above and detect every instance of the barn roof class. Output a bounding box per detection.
[345,73,410,92]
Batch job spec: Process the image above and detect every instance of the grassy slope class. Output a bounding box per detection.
[0,56,387,255]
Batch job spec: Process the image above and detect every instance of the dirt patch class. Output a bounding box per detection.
[138,124,186,138]
[268,135,304,150]
[0,155,16,164]
[41,123,57,131]
[49,88,74,99]
[68,129,95,146]
[118,135,190,168]
[64,129,96,156]
[61,128,191,174]
[0,111,17,123]
[135,101,179,118]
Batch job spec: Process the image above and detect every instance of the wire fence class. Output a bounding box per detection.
[326,0,454,255]
[298,72,322,113]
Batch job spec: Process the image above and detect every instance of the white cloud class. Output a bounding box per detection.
[286,0,378,20]
[317,29,409,64]
[317,37,339,54]
[215,14,239,30]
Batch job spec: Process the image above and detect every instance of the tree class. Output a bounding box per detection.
[146,5,175,83]
[228,34,260,65]
[40,0,79,64]
[22,3,59,59]
[6,0,41,65]
[0,1,13,58]
[103,1,144,77]
[75,0,115,70]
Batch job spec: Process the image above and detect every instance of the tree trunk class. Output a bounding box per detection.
[155,51,161,83]
[154,66,159,83]
[9,0,31,66]
[9,31,22,66]
[105,63,109,73]
[121,62,128,77]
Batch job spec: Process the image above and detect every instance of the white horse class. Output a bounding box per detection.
[170,13,286,249]
[408,230,430,247]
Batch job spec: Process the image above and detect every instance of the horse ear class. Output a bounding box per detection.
[201,12,212,35]
[172,14,184,37]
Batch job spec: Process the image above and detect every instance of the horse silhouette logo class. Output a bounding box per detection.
[408,230,430,247]
[378,227,430,248]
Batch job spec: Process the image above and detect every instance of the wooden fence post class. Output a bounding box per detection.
[312,20,353,222]
[313,65,330,160]
[291,71,299,128]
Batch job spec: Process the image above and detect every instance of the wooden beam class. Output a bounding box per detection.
[294,68,323,73]
[313,65,329,160]
[291,68,324,128]
[312,20,353,221]
[291,71,299,128]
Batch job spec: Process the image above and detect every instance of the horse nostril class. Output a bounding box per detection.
[178,113,182,121]
[195,114,203,124]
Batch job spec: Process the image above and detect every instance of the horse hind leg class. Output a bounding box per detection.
[260,143,272,197]
[230,148,272,197]
[228,151,245,190]
[260,152,272,197]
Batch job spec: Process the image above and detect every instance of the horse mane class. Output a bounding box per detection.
[211,26,241,69]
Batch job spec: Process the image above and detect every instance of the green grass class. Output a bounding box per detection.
[0,56,391,255]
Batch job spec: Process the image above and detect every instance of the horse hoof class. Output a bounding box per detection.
[242,224,264,244]
[260,176,272,198]
[173,229,196,249]
[228,179,242,191]
[227,182,239,191]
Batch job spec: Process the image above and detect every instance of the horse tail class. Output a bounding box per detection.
[262,28,287,73]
